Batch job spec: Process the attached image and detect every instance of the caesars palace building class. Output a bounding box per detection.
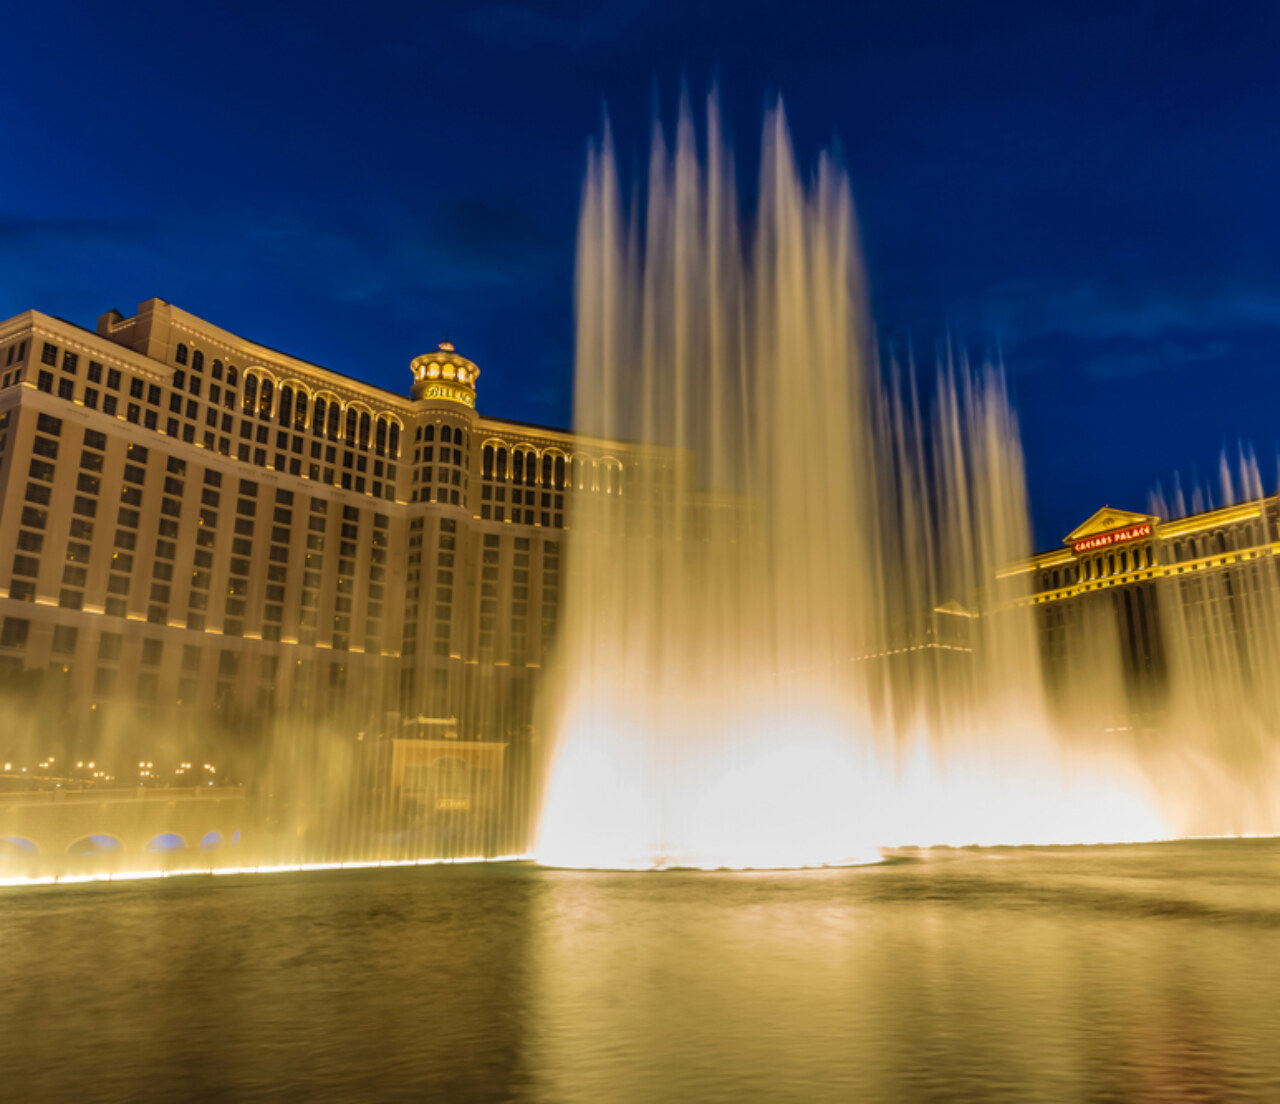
[0,298,648,766]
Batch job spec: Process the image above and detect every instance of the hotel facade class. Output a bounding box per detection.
[998,500,1280,723]
[0,299,656,780]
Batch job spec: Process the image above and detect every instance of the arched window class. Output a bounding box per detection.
[258,377,274,419]
[1119,550,1128,573]
[424,424,435,442]
[313,397,327,437]
[483,444,495,478]
[243,374,257,414]
[527,451,540,485]
[496,447,508,480]
[359,411,371,449]
[554,455,566,490]
[227,365,238,387]
[175,343,188,365]
[512,449,525,485]
[344,408,357,442]
[388,422,400,459]
[294,391,307,431]
[542,454,553,486]
[192,350,204,372]
[441,424,453,445]
[327,402,340,440]
[375,418,387,456]
[212,359,224,380]
[278,386,293,427]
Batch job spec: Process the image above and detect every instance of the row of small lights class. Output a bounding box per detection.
[3,758,217,784]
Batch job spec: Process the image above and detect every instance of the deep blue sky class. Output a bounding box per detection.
[3,1,1278,547]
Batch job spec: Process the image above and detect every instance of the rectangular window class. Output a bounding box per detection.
[62,351,78,374]
[0,618,30,647]
[41,343,57,366]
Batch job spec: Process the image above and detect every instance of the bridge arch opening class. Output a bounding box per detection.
[0,837,38,857]
[146,833,187,852]
[67,835,123,856]
[199,832,223,850]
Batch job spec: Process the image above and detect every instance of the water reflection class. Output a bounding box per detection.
[1,842,1277,1102]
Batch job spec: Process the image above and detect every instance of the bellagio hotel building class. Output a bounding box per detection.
[0,298,638,763]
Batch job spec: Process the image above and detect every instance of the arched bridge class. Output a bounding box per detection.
[0,787,245,868]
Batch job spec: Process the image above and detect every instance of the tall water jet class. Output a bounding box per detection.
[536,93,1167,869]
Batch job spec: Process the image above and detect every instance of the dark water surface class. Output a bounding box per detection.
[2,840,1279,1102]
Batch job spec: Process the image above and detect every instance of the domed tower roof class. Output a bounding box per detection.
[410,341,480,409]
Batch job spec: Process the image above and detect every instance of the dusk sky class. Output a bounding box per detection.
[3,0,1278,547]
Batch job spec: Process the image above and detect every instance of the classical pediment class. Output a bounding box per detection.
[1063,506,1160,545]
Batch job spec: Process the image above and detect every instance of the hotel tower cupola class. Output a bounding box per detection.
[410,340,480,409]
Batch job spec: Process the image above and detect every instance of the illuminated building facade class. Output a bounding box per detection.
[0,299,653,773]
[1000,502,1278,719]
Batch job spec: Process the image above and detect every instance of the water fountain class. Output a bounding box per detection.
[535,93,1168,868]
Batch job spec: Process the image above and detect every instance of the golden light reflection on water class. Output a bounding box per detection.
[524,845,1280,1103]
[1,843,1277,1100]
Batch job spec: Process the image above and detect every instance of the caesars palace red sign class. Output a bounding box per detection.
[1072,523,1152,554]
